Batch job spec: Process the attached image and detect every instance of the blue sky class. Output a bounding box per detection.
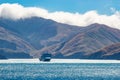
[0,0,120,15]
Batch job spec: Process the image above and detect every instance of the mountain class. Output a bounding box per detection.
[0,54,7,59]
[60,24,120,56]
[0,17,81,49]
[0,17,120,59]
[0,49,32,59]
[87,43,120,59]
[0,17,82,58]
[36,23,120,59]
[0,26,34,58]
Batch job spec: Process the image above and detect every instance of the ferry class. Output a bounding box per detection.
[39,53,52,62]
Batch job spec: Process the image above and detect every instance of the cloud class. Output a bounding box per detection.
[0,3,120,29]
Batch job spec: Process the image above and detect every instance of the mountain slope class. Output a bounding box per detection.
[60,24,120,56]
[36,23,120,59]
[0,17,120,59]
[0,54,7,59]
[87,43,120,59]
[0,17,81,49]
[0,26,34,58]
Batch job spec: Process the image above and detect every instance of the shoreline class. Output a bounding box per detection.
[0,59,120,63]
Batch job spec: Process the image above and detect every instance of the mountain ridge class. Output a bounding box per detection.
[0,17,120,59]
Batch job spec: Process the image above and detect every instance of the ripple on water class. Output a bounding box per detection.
[0,63,120,80]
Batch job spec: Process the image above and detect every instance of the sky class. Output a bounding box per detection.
[0,0,120,15]
[0,0,120,29]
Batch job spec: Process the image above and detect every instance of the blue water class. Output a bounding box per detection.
[0,63,120,80]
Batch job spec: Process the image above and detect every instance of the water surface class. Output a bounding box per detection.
[0,63,120,80]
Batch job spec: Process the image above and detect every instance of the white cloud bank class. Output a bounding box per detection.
[0,3,120,29]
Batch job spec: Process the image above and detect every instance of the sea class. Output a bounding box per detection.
[0,59,120,80]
